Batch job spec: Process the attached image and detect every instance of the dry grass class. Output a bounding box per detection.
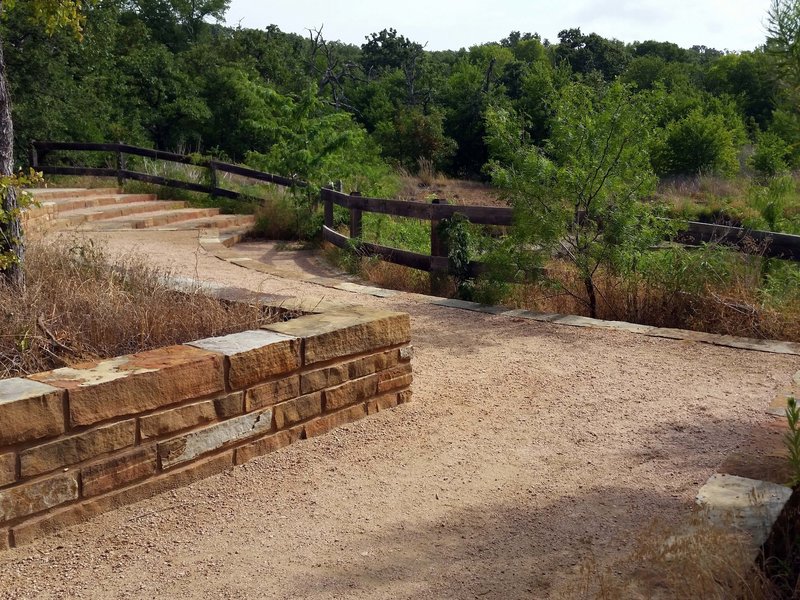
[501,262,800,342]
[321,243,434,295]
[394,170,506,207]
[569,513,778,599]
[0,240,289,378]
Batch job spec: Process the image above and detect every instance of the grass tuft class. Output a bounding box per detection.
[0,239,288,378]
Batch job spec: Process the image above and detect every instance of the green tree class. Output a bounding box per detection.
[486,82,667,317]
[1,0,92,285]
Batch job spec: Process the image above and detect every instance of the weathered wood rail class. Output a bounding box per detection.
[30,141,306,201]
[322,188,800,287]
[321,188,511,293]
[29,141,800,292]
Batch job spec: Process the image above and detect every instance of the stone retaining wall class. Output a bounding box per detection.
[0,306,412,549]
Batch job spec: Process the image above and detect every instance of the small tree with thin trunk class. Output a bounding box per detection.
[0,0,90,286]
[485,81,668,318]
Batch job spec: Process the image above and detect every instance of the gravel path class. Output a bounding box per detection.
[1,230,797,600]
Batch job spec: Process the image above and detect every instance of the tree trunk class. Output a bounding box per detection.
[584,275,597,319]
[0,21,23,287]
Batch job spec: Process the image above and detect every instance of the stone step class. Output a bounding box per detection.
[90,208,222,230]
[28,194,158,218]
[155,214,255,230]
[54,201,187,227]
[28,188,122,201]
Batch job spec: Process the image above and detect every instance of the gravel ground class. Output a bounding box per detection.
[1,230,797,600]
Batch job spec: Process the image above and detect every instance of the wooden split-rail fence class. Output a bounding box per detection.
[30,141,800,294]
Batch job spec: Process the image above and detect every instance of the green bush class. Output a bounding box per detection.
[749,131,791,179]
[654,109,740,177]
[746,175,795,231]
[638,244,735,296]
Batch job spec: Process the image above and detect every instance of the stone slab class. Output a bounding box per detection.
[0,378,65,446]
[334,282,397,298]
[367,393,400,415]
[189,330,300,390]
[432,298,508,315]
[0,472,79,523]
[140,393,244,440]
[235,427,303,465]
[158,409,273,469]
[324,375,378,412]
[273,394,323,429]
[11,452,234,547]
[20,419,136,478]
[81,446,158,497]
[304,404,367,439]
[0,454,15,487]
[503,309,563,322]
[264,308,410,365]
[29,345,225,427]
[245,376,300,412]
[696,473,793,549]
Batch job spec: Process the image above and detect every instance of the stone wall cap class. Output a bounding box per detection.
[188,329,298,357]
[28,345,219,390]
[263,308,405,338]
[0,378,63,404]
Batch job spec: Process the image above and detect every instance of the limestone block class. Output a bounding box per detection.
[158,409,273,469]
[0,472,79,523]
[697,473,793,550]
[245,376,299,411]
[0,454,15,487]
[81,446,158,497]
[235,427,303,465]
[29,345,225,427]
[348,350,400,380]
[377,363,413,394]
[264,308,410,365]
[324,375,378,411]
[366,393,400,415]
[0,378,65,446]
[300,364,349,395]
[20,420,136,478]
[140,392,244,440]
[304,404,367,439]
[189,330,300,390]
[11,452,234,547]
[273,394,323,429]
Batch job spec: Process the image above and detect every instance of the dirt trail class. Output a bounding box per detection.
[1,230,797,600]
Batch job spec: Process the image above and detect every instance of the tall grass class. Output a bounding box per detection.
[570,514,777,599]
[0,240,289,378]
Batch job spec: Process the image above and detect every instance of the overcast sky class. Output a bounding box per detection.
[224,0,773,52]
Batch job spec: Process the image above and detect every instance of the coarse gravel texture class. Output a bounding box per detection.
[1,230,798,600]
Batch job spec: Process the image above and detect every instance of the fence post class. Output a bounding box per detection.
[323,189,334,228]
[208,160,219,192]
[115,142,126,189]
[29,141,38,169]
[349,191,362,240]
[430,199,450,296]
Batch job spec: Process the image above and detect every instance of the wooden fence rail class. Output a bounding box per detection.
[30,140,306,201]
[321,187,800,293]
[28,141,800,293]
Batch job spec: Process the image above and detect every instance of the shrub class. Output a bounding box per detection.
[749,131,791,179]
[654,109,740,177]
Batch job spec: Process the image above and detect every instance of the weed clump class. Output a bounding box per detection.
[0,240,287,378]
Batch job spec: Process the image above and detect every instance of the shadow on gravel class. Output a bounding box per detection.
[288,485,684,600]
